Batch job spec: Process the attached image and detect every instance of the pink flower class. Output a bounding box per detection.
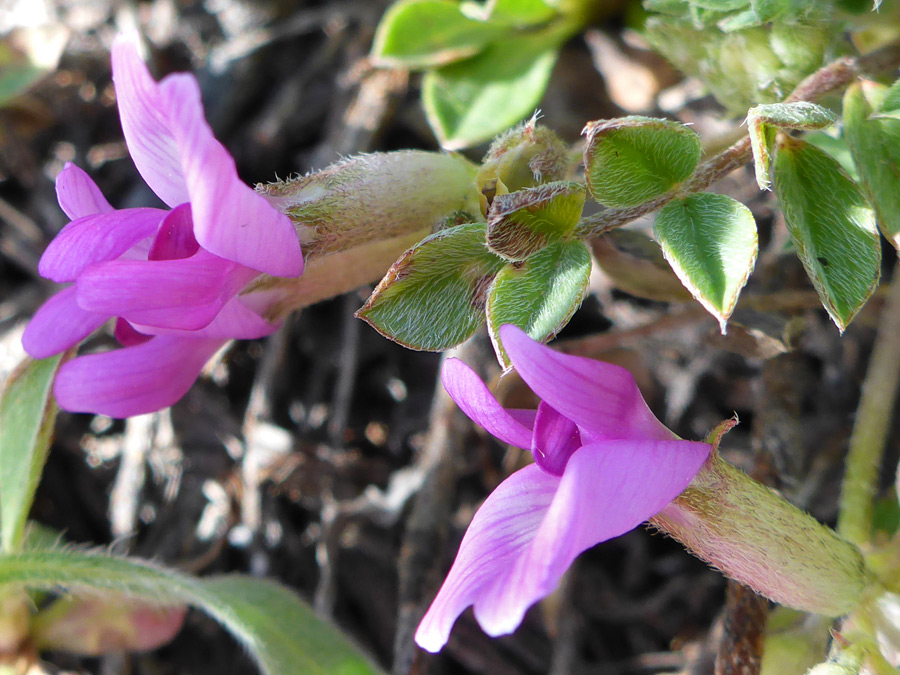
[415,325,712,652]
[22,37,303,417]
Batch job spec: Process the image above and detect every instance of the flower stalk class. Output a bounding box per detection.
[838,266,900,547]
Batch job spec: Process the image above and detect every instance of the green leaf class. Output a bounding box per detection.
[356,223,506,350]
[0,30,67,107]
[748,121,778,191]
[690,0,749,10]
[486,239,591,368]
[751,0,822,21]
[773,137,881,331]
[747,102,837,190]
[486,181,585,261]
[371,0,507,69]
[645,19,828,114]
[717,9,759,32]
[461,0,557,25]
[583,116,701,207]
[0,549,381,675]
[877,78,900,117]
[0,354,65,553]
[843,81,900,252]
[654,193,758,331]
[422,30,563,149]
[805,130,859,182]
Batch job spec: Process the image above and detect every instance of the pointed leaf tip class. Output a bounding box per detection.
[773,137,881,331]
[654,193,758,331]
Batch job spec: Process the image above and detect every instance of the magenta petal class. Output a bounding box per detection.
[111,38,189,207]
[39,209,165,283]
[158,74,303,277]
[54,335,224,417]
[22,287,108,359]
[479,439,711,633]
[55,163,114,219]
[499,325,671,441]
[507,409,537,430]
[132,296,276,340]
[531,402,580,476]
[442,358,532,450]
[415,465,558,652]
[75,251,257,330]
[148,203,199,260]
[114,319,152,347]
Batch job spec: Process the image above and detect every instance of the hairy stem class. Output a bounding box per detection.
[838,266,900,547]
[576,42,900,238]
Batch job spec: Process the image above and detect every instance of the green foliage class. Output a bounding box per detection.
[805,129,859,181]
[0,354,66,553]
[371,0,507,68]
[877,78,900,118]
[463,0,557,24]
[486,239,591,367]
[373,0,588,148]
[356,223,506,350]
[843,81,900,252]
[653,193,758,331]
[422,30,564,150]
[0,549,381,675]
[747,102,837,190]
[773,137,881,331]
[583,116,701,208]
[0,39,53,107]
[486,181,584,260]
[645,2,834,113]
[760,609,830,675]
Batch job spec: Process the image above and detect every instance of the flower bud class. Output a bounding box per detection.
[476,119,570,213]
[261,151,481,257]
[248,151,482,318]
[652,454,869,617]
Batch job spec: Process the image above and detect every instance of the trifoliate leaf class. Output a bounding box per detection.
[773,137,881,331]
[486,239,591,368]
[356,223,505,350]
[654,193,758,332]
[582,116,701,207]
